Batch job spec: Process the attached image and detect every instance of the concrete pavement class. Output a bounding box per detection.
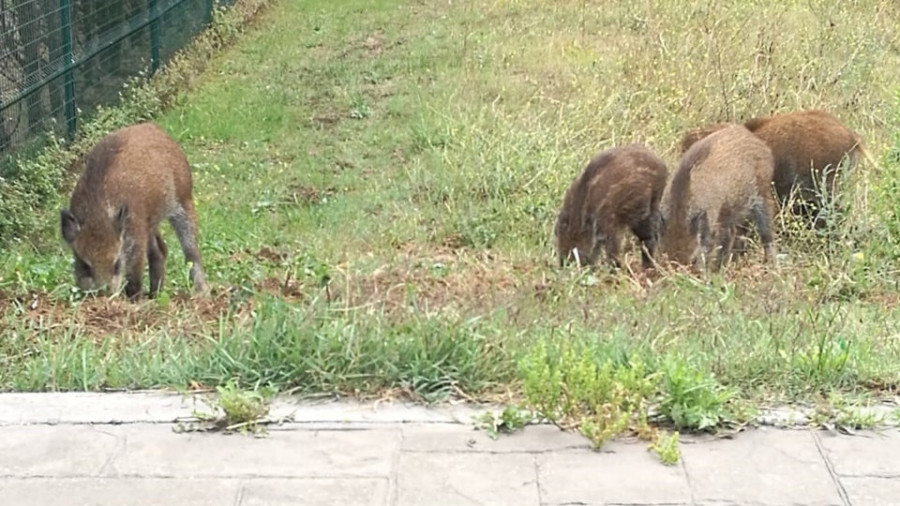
[0,393,899,505]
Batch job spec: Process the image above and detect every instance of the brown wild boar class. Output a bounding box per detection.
[679,122,732,154]
[680,110,866,223]
[660,124,776,270]
[555,144,668,269]
[60,122,208,300]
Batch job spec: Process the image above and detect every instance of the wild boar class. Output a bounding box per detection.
[660,124,776,270]
[680,109,866,224]
[679,122,732,155]
[555,144,668,269]
[60,122,208,300]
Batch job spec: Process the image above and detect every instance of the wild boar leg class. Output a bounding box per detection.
[602,233,622,269]
[751,200,777,264]
[147,231,168,297]
[713,225,734,272]
[169,202,208,292]
[695,212,712,272]
[124,239,147,301]
[632,213,660,269]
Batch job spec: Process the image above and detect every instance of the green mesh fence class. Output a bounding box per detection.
[0,0,230,157]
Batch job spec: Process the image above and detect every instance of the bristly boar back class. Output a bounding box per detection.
[661,124,776,271]
[555,144,668,270]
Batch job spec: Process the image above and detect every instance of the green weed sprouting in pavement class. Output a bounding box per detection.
[519,338,752,463]
[176,379,277,435]
[649,431,681,466]
[476,407,532,440]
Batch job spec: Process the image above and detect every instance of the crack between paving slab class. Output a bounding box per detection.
[0,419,487,428]
[283,420,480,426]
[606,503,692,505]
[448,486,488,505]
[533,455,545,506]
[387,428,403,506]
[89,425,126,477]
[680,448,698,506]
[608,502,692,506]
[0,475,106,479]
[812,431,852,506]
[233,484,245,506]
[0,420,181,427]
[399,446,592,455]
[837,473,900,479]
[0,475,389,481]
[547,503,689,506]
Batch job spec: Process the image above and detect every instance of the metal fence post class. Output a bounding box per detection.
[0,94,7,153]
[149,0,162,72]
[59,0,76,141]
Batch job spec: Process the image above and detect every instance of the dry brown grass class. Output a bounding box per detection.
[0,290,246,343]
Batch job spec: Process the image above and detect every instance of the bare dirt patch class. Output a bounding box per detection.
[325,244,547,316]
[362,32,385,54]
[258,273,312,300]
[2,290,249,343]
[254,246,290,263]
[362,78,395,100]
[245,244,538,314]
[229,246,298,265]
[338,31,403,60]
[311,109,344,129]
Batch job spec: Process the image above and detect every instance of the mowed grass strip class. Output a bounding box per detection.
[2,0,900,431]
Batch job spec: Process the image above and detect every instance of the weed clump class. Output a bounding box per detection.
[519,339,750,464]
[475,406,532,439]
[175,379,277,435]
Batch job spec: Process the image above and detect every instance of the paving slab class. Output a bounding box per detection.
[400,423,591,453]
[840,476,900,506]
[0,392,493,426]
[396,451,539,505]
[0,392,194,425]
[273,398,491,425]
[102,425,400,478]
[537,442,692,505]
[817,430,900,477]
[0,478,239,505]
[238,478,389,506]
[757,402,900,429]
[4,393,900,506]
[0,425,120,477]
[681,428,844,506]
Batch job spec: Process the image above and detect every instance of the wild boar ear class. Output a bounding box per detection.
[60,209,80,244]
[115,205,129,236]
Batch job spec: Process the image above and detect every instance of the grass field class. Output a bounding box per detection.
[2,0,900,446]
